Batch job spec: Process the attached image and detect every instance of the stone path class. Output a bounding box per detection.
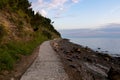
[20,41,69,80]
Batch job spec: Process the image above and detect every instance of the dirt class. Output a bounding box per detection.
[50,39,120,80]
[0,46,40,80]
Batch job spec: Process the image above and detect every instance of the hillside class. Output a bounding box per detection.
[0,0,60,76]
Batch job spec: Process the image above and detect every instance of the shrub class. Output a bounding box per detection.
[0,50,14,70]
[42,30,52,39]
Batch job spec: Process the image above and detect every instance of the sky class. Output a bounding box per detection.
[29,0,120,30]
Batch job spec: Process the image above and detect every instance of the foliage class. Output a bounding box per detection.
[0,24,7,42]
[42,30,52,39]
[0,0,9,9]
[0,33,48,70]
[0,0,61,71]
[0,0,61,37]
[0,50,14,70]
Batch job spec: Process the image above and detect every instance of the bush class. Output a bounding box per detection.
[0,33,48,71]
[0,50,14,70]
[0,0,8,9]
[42,30,52,39]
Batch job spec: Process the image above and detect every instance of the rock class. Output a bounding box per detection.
[105,51,108,53]
[96,51,99,53]
[53,42,59,49]
[108,67,120,80]
[84,57,93,63]
[98,48,101,49]
[113,57,120,65]
[66,51,71,53]
[70,50,74,53]
[72,56,76,59]
[69,65,76,68]
[87,50,91,53]
[2,70,9,75]
[105,57,110,61]
[64,51,72,55]
[92,55,96,57]
[60,48,63,50]
[85,46,88,50]
[76,56,80,59]
[67,58,72,62]
[76,48,81,52]
[11,77,14,80]
[68,53,72,56]
[53,42,58,46]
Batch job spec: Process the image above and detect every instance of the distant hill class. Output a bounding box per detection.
[59,24,120,38]
[98,23,120,32]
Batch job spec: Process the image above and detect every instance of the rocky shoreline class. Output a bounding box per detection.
[51,39,120,80]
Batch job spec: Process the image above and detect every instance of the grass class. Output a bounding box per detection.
[0,33,48,71]
[0,50,14,70]
[0,24,7,42]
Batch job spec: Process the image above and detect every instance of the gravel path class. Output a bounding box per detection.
[20,41,69,80]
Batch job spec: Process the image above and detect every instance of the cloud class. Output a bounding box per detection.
[72,0,79,3]
[39,9,47,17]
[30,0,80,17]
[49,0,68,9]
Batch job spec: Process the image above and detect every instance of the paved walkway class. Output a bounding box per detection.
[20,41,69,80]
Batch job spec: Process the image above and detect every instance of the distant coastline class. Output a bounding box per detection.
[59,24,120,38]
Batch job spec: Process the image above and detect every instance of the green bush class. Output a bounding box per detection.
[0,33,49,71]
[0,0,9,9]
[0,50,14,70]
[42,30,52,39]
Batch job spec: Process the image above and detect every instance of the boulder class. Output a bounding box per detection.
[108,67,120,80]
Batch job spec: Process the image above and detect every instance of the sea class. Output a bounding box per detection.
[62,36,120,57]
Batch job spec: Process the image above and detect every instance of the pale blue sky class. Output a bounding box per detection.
[29,0,120,30]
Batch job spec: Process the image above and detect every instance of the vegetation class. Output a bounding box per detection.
[0,0,61,71]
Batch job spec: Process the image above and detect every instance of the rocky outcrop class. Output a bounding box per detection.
[51,39,120,80]
[108,67,120,80]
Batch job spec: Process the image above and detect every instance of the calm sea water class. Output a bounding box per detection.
[65,37,120,56]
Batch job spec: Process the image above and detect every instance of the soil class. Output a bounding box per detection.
[50,39,120,80]
[0,45,40,80]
